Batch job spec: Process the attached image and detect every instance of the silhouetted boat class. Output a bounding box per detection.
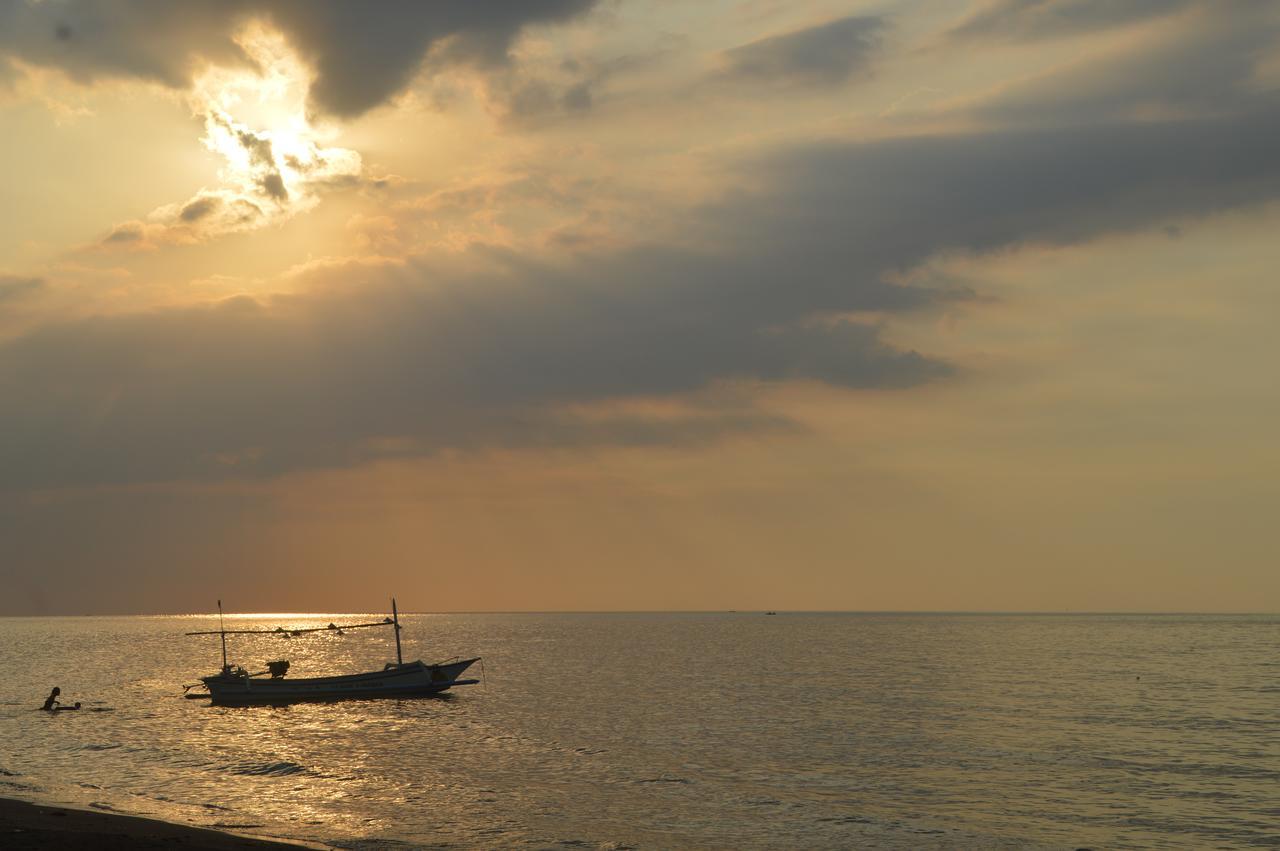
[184,599,479,704]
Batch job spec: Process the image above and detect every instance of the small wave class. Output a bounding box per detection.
[1090,755,1280,781]
[635,776,689,784]
[817,815,874,825]
[202,802,232,811]
[81,743,122,751]
[89,802,120,812]
[0,779,40,792]
[223,760,307,777]
[341,840,422,851]
[77,782,102,790]
[0,768,20,776]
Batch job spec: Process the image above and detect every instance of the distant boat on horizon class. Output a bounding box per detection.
[184,598,479,705]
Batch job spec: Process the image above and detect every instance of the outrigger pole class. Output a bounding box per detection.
[186,601,405,668]
[186,619,397,636]
[218,599,228,673]
[392,597,403,667]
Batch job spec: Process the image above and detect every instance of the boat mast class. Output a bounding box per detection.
[218,599,228,672]
[391,597,403,667]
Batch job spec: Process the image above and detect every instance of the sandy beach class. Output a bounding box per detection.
[0,798,320,850]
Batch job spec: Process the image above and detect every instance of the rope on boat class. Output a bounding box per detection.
[184,618,395,637]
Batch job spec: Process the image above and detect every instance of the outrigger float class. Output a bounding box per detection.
[184,599,479,704]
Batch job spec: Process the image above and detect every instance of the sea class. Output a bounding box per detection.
[0,612,1276,849]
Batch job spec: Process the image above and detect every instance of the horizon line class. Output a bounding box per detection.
[1,609,1276,618]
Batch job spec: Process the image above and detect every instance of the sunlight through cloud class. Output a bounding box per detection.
[101,23,363,250]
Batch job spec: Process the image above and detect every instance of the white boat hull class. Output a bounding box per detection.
[201,658,479,704]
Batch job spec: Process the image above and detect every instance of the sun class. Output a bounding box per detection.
[189,23,361,216]
[103,23,364,249]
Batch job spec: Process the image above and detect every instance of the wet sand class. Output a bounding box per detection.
[0,797,319,850]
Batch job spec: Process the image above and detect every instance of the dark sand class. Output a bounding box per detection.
[0,797,321,850]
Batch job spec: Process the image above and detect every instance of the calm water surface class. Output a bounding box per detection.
[0,613,1276,849]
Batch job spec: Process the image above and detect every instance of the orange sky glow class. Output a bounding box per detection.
[2,1,1278,614]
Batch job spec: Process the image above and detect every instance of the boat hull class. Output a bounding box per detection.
[200,658,479,704]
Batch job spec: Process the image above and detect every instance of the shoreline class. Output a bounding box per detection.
[0,797,330,850]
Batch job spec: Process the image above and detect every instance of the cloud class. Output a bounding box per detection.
[95,43,365,251]
[2,4,603,249]
[448,39,681,124]
[97,192,267,251]
[178,196,222,223]
[273,0,599,118]
[718,15,885,88]
[7,91,1280,489]
[0,55,18,93]
[258,172,289,202]
[0,276,48,338]
[0,0,599,118]
[101,223,147,245]
[945,0,1196,42]
[0,1,253,89]
[0,275,44,304]
[960,3,1280,123]
[774,102,1280,264]
[0,244,943,489]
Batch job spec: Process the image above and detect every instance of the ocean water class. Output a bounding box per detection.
[0,612,1276,849]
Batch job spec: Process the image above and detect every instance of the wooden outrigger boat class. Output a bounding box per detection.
[185,599,479,705]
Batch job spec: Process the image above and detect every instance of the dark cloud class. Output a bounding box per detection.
[269,0,599,117]
[0,2,252,88]
[103,222,145,244]
[98,194,269,251]
[258,172,288,201]
[966,4,1280,123]
[234,126,275,168]
[562,81,593,113]
[0,56,18,92]
[478,44,679,123]
[718,15,885,87]
[0,276,44,303]
[946,0,1195,42]
[0,0,599,117]
[6,93,1280,489]
[755,101,1280,270]
[507,80,559,118]
[0,247,941,490]
[179,196,222,223]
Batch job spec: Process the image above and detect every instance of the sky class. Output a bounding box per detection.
[1,0,1278,615]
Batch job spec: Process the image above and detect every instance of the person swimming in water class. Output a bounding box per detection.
[41,687,61,711]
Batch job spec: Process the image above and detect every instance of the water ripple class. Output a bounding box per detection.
[2,612,1276,849]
